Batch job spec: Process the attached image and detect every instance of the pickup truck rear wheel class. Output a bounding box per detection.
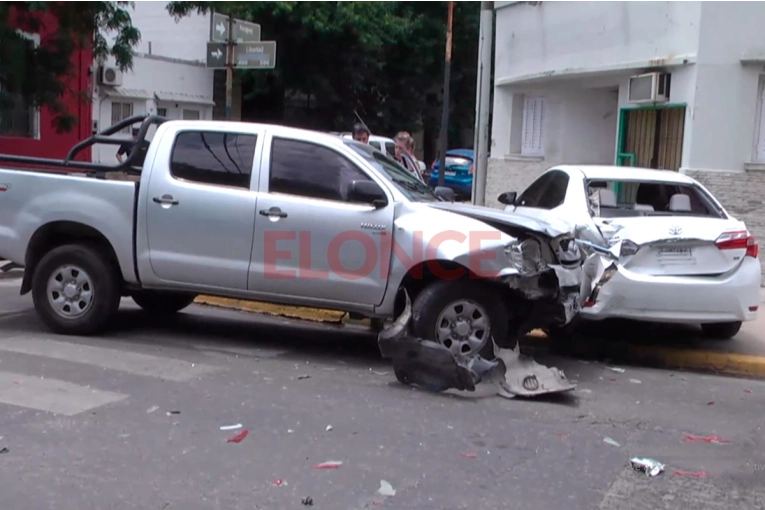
[32,244,121,336]
[131,290,197,316]
[410,280,508,359]
[700,321,742,340]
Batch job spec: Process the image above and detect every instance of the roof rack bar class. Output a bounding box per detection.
[0,114,169,175]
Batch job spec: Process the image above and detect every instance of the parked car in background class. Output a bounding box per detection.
[498,165,761,339]
[339,133,396,157]
[428,149,474,199]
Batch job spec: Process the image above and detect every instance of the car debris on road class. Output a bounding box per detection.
[630,457,665,477]
[377,290,576,398]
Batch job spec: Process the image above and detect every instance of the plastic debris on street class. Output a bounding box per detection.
[312,460,343,469]
[226,429,249,443]
[378,480,396,497]
[630,457,665,477]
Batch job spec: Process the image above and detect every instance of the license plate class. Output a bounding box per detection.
[445,171,456,176]
[656,247,693,259]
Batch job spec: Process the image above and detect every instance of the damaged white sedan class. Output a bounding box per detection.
[499,165,761,339]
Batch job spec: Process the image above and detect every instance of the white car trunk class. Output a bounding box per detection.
[596,216,748,277]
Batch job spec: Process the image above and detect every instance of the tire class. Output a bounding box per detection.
[131,290,196,316]
[31,243,121,336]
[410,279,508,359]
[700,321,742,340]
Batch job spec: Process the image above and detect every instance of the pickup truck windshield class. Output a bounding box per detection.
[344,140,441,202]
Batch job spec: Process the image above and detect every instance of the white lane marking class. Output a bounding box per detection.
[0,371,127,416]
[0,278,22,287]
[0,335,220,382]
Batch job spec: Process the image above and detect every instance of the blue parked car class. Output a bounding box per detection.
[428,149,475,199]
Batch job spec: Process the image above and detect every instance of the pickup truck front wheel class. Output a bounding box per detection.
[411,280,508,359]
[32,244,121,336]
[131,290,197,316]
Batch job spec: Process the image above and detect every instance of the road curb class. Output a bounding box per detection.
[525,334,765,379]
[194,296,349,324]
[193,297,765,378]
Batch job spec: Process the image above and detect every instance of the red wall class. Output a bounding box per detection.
[0,9,93,163]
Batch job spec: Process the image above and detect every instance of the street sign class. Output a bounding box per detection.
[233,41,277,69]
[206,42,227,69]
[210,12,261,43]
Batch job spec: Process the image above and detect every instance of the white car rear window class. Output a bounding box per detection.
[587,179,725,219]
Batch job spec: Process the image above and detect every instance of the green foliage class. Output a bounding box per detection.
[0,1,480,141]
[0,1,140,133]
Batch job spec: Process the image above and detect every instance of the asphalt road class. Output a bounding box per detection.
[0,274,764,510]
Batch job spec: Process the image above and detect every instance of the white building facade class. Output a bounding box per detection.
[488,1,765,280]
[92,54,215,163]
[92,2,228,163]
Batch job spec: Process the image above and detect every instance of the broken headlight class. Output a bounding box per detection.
[619,240,640,257]
[555,236,583,266]
[504,238,547,276]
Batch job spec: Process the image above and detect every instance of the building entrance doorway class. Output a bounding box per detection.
[616,105,686,171]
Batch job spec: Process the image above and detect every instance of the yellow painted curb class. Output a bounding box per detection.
[523,332,765,379]
[619,346,765,379]
[194,296,347,324]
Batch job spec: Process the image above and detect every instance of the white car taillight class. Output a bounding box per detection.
[715,230,759,259]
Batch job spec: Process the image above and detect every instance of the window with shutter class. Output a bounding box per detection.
[521,97,545,157]
[755,78,765,163]
[110,102,134,133]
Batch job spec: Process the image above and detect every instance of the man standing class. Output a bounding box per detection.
[116,127,149,168]
[116,128,139,164]
[351,123,370,144]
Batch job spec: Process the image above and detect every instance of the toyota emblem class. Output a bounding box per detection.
[668,225,683,236]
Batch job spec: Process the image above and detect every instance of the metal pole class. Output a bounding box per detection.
[437,1,455,189]
[472,1,493,206]
[225,14,234,120]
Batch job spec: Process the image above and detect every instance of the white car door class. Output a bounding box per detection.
[248,134,395,306]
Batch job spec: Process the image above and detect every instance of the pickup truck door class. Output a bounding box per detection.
[248,134,395,306]
[142,127,263,290]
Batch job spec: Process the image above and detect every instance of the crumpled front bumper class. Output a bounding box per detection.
[495,247,618,335]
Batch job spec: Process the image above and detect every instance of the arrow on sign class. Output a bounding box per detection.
[216,21,226,36]
[211,48,223,59]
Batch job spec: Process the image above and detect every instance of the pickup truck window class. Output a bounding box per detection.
[344,140,440,202]
[170,131,257,189]
[269,137,371,202]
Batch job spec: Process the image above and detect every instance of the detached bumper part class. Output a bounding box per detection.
[493,344,576,399]
[378,290,576,397]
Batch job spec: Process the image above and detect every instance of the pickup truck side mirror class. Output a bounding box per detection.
[497,191,517,206]
[348,180,388,208]
[434,186,455,202]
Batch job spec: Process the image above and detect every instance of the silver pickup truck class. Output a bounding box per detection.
[0,115,586,357]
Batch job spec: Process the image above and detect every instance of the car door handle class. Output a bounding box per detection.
[153,195,179,206]
[259,208,288,218]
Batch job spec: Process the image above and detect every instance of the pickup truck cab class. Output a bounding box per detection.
[0,116,585,357]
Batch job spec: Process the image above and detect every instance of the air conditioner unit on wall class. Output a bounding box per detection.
[628,72,670,104]
[98,66,123,87]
